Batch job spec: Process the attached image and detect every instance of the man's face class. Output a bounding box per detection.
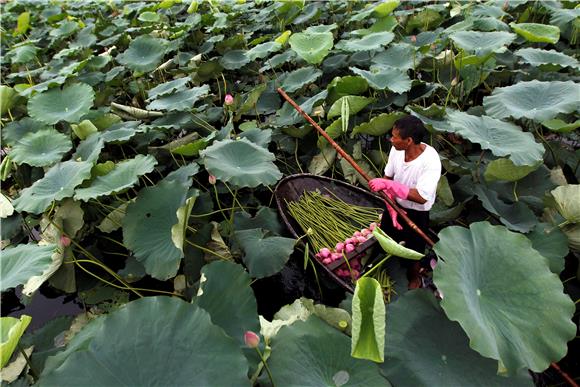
[390,128,412,151]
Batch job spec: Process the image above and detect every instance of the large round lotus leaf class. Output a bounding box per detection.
[372,43,421,70]
[0,315,32,368]
[234,228,295,278]
[336,32,394,52]
[352,112,406,136]
[328,76,369,97]
[27,83,95,125]
[281,66,323,93]
[268,317,390,386]
[382,290,533,386]
[8,44,39,64]
[195,261,260,345]
[509,22,560,43]
[219,49,250,70]
[449,31,515,56]
[146,77,191,101]
[247,41,282,61]
[350,66,412,93]
[527,223,568,274]
[328,96,375,119]
[0,244,55,292]
[433,221,576,374]
[289,31,334,64]
[38,297,249,386]
[515,48,579,69]
[146,85,210,111]
[10,129,72,167]
[484,158,540,182]
[74,155,157,201]
[123,180,192,280]
[2,118,50,146]
[200,138,282,188]
[13,161,93,214]
[446,110,544,166]
[116,35,167,72]
[483,80,580,122]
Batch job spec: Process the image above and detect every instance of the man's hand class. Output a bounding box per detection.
[369,178,410,199]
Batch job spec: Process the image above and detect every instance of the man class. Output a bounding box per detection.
[368,115,441,288]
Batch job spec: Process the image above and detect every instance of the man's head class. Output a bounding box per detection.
[390,116,427,150]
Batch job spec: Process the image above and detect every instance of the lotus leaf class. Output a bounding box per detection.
[372,43,421,70]
[195,261,260,345]
[268,317,390,386]
[73,133,105,163]
[328,96,375,119]
[484,159,540,182]
[8,45,38,64]
[74,155,157,201]
[510,22,560,44]
[13,161,93,214]
[200,138,282,188]
[328,76,369,99]
[123,179,192,280]
[0,194,14,218]
[308,146,337,175]
[382,290,533,386]
[38,297,249,386]
[233,207,283,235]
[551,185,580,223]
[433,222,576,374]
[1,315,32,368]
[0,86,17,117]
[352,112,406,137]
[446,111,544,166]
[146,85,210,111]
[483,80,580,122]
[71,120,98,140]
[247,41,282,61]
[449,31,515,56]
[473,184,537,232]
[260,50,296,72]
[337,32,394,52]
[276,90,328,127]
[350,66,412,93]
[2,118,50,146]
[27,83,95,125]
[0,244,55,292]
[515,48,579,69]
[237,128,272,148]
[289,31,334,64]
[100,121,144,143]
[116,35,167,72]
[527,223,568,274]
[97,202,128,233]
[138,11,160,22]
[10,129,72,167]
[146,77,191,100]
[220,49,250,70]
[351,278,385,363]
[281,66,323,93]
[541,118,580,133]
[234,228,295,278]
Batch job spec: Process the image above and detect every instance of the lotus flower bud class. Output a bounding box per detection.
[361,228,370,236]
[224,94,234,105]
[430,258,437,270]
[322,258,332,265]
[319,248,331,258]
[331,252,342,261]
[345,244,355,253]
[353,231,362,237]
[345,237,356,245]
[335,242,344,253]
[60,235,71,247]
[369,222,377,231]
[356,236,367,244]
[244,331,260,348]
[208,174,217,185]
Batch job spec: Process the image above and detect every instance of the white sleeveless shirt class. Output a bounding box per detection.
[384,143,441,211]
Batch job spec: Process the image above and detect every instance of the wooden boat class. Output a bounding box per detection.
[274,173,386,293]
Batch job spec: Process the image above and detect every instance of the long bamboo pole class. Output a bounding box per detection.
[277,87,435,247]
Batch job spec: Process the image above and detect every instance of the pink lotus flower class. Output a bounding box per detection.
[244,331,260,348]
[60,235,71,247]
[224,94,234,105]
[319,248,331,258]
[331,252,342,261]
[345,244,355,253]
[335,242,344,253]
[208,174,217,185]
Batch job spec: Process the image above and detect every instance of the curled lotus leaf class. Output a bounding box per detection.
[38,297,249,386]
[0,315,32,368]
[27,83,95,125]
[200,138,282,188]
[446,110,544,166]
[116,35,167,72]
[336,32,394,52]
[433,222,576,374]
[515,48,579,69]
[0,244,56,293]
[449,31,515,56]
[281,66,323,93]
[13,161,93,214]
[10,129,72,167]
[289,31,334,64]
[483,80,580,122]
[509,22,560,44]
[74,155,157,201]
[551,185,580,223]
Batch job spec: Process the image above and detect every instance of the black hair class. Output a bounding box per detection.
[393,116,427,144]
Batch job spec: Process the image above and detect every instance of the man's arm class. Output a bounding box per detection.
[406,188,427,204]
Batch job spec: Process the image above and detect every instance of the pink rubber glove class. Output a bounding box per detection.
[369,178,410,199]
[385,191,406,230]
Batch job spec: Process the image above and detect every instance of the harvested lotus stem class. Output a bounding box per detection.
[286,190,382,253]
